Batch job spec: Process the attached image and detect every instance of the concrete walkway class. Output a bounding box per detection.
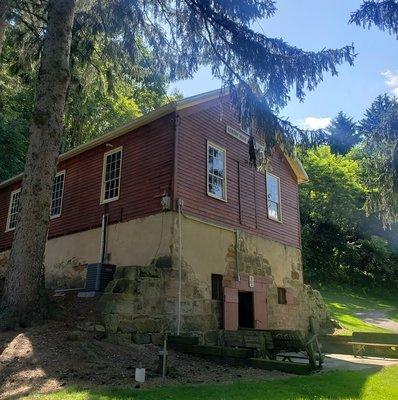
[323,353,398,372]
[355,309,398,332]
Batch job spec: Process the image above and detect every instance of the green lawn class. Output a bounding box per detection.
[320,286,398,334]
[28,367,398,400]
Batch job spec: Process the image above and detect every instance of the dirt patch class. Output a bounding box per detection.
[0,294,288,399]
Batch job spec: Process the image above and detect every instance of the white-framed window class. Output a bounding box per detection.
[50,171,65,219]
[6,188,21,232]
[207,141,227,201]
[101,147,122,204]
[266,172,282,222]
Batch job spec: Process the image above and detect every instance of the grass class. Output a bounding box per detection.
[320,286,398,334]
[27,366,398,400]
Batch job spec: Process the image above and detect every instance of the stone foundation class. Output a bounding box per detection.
[98,262,223,335]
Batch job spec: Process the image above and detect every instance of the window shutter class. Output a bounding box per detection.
[285,288,296,305]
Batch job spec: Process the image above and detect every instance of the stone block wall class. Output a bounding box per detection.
[98,261,223,336]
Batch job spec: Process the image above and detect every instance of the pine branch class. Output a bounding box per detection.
[350,0,398,38]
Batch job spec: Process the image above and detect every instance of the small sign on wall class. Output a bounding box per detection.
[249,275,255,288]
[226,125,249,144]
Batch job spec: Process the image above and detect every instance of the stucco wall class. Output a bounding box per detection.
[180,215,302,287]
[0,212,174,289]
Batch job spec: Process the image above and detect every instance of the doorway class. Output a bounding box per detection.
[238,291,254,328]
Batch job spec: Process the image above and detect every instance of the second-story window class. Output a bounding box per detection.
[101,147,122,204]
[51,171,65,218]
[207,141,227,201]
[6,189,21,231]
[266,172,281,222]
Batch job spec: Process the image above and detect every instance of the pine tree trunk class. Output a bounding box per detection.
[0,0,76,329]
[0,0,10,57]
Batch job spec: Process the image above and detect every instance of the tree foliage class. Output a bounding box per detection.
[357,95,398,227]
[300,146,398,288]
[351,2,398,225]
[327,111,360,155]
[0,2,177,180]
[350,0,398,37]
[67,0,355,155]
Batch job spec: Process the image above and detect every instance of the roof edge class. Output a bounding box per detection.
[0,88,309,189]
[285,155,309,184]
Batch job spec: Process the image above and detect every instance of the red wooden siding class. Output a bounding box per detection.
[0,95,303,252]
[176,98,301,248]
[0,114,175,251]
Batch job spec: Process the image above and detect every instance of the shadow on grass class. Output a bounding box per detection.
[29,367,398,400]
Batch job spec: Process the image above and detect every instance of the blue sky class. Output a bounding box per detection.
[170,0,398,129]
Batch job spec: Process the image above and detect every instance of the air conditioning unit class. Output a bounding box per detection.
[84,263,116,293]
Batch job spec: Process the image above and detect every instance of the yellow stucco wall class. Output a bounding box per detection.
[0,212,174,288]
[0,212,301,291]
[179,215,302,288]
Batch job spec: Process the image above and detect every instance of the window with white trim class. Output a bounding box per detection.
[101,147,122,203]
[266,173,281,221]
[6,189,21,231]
[50,171,65,218]
[207,142,226,201]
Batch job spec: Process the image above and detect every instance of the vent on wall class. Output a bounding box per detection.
[84,263,116,292]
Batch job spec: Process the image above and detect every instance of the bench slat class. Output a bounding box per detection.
[349,342,397,347]
[352,332,398,345]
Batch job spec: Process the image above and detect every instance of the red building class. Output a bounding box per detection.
[0,90,316,334]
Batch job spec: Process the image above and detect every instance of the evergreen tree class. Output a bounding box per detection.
[351,2,398,225]
[0,0,10,57]
[1,0,76,328]
[327,111,359,155]
[358,95,398,227]
[0,2,177,181]
[358,94,396,134]
[1,0,356,328]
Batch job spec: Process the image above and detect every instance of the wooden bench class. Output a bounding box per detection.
[220,329,323,370]
[220,330,273,358]
[348,332,398,357]
[268,329,323,370]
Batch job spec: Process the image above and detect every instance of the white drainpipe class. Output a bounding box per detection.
[99,213,108,263]
[176,198,184,335]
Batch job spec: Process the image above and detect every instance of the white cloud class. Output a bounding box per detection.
[382,70,398,97]
[298,116,332,130]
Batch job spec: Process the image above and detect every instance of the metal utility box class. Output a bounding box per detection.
[84,263,116,292]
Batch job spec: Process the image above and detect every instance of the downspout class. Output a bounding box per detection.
[99,212,108,263]
[176,198,183,335]
[173,112,183,335]
[172,113,180,211]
